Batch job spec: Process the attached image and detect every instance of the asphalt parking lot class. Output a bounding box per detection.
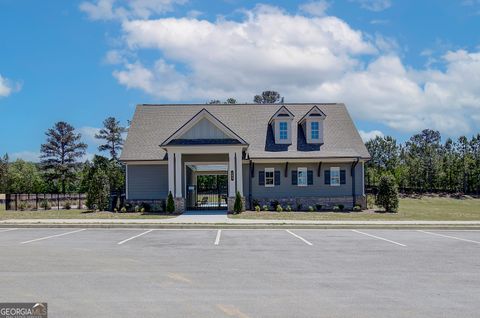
[0,228,479,318]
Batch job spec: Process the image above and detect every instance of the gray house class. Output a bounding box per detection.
[120,103,370,212]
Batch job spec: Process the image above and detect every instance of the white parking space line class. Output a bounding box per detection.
[352,230,406,247]
[286,230,313,246]
[214,230,222,245]
[20,229,86,244]
[418,230,480,244]
[0,228,17,233]
[118,229,154,245]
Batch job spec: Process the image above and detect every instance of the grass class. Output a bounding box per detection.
[0,209,177,219]
[229,197,480,221]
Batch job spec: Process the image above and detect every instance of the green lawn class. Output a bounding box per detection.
[229,197,480,221]
[0,209,177,219]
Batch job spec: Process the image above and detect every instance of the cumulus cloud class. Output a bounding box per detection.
[0,74,20,98]
[299,1,330,17]
[80,0,187,21]
[79,126,102,145]
[10,151,41,162]
[359,130,384,142]
[351,0,392,12]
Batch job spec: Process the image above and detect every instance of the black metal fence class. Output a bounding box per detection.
[5,193,87,211]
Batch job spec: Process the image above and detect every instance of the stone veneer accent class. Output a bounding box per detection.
[227,196,246,213]
[250,195,367,211]
[174,198,185,213]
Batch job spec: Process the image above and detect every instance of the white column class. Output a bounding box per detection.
[168,152,175,196]
[175,152,183,198]
[228,151,236,197]
[235,150,243,196]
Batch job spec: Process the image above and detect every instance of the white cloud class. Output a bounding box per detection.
[299,1,330,17]
[351,0,392,12]
[0,74,20,98]
[359,130,384,142]
[79,126,102,145]
[10,151,41,162]
[80,0,187,21]
[87,3,480,137]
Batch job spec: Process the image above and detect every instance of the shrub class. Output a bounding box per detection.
[252,199,259,208]
[86,168,110,211]
[308,205,314,212]
[286,205,292,212]
[120,206,127,213]
[140,207,145,213]
[64,201,72,210]
[140,202,151,212]
[255,205,261,212]
[262,204,269,211]
[333,205,340,211]
[353,204,362,212]
[114,208,118,212]
[315,204,322,211]
[234,191,243,214]
[166,191,175,213]
[276,205,283,212]
[270,200,279,210]
[18,201,28,211]
[40,200,51,210]
[338,204,345,211]
[376,174,399,212]
[296,203,303,211]
[134,205,141,212]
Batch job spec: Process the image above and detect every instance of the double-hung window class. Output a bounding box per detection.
[330,167,340,186]
[279,122,288,140]
[265,168,275,187]
[297,167,307,186]
[311,121,319,140]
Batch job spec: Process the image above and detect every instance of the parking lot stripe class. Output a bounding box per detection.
[418,230,480,244]
[286,230,313,246]
[118,229,154,245]
[0,228,17,233]
[214,230,222,245]
[20,229,86,244]
[352,230,407,247]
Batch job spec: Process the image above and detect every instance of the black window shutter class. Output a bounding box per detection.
[274,170,281,185]
[340,170,346,184]
[292,170,298,185]
[307,170,313,185]
[325,170,330,185]
[259,171,265,186]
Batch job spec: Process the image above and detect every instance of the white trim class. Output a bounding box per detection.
[228,151,236,196]
[175,152,182,198]
[330,167,340,187]
[264,167,275,187]
[361,161,365,196]
[121,160,167,165]
[297,167,308,187]
[235,150,243,195]
[125,164,129,200]
[163,145,245,154]
[250,158,365,163]
[168,153,175,195]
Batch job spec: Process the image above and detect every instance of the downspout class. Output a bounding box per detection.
[351,158,360,208]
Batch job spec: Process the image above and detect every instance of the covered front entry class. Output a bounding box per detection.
[186,164,228,210]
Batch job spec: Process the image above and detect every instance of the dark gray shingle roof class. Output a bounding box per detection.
[120,103,370,161]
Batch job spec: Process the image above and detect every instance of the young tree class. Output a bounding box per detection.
[86,168,110,211]
[166,191,175,213]
[7,160,45,193]
[40,121,87,193]
[95,117,127,161]
[253,91,281,104]
[0,154,9,193]
[233,191,243,214]
[376,174,399,212]
[225,98,237,104]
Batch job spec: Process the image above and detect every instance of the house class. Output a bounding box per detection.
[120,103,370,212]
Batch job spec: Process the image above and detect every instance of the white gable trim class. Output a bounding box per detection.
[160,108,248,146]
[299,105,326,123]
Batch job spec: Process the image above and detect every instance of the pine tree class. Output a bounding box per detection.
[95,117,127,161]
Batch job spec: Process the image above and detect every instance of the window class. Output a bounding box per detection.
[265,168,275,187]
[330,167,340,186]
[279,122,288,140]
[297,167,307,186]
[311,121,319,140]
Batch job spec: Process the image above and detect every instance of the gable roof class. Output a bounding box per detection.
[120,103,370,161]
[161,108,248,146]
[299,105,326,123]
[268,105,294,124]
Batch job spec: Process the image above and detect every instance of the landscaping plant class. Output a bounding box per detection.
[276,205,283,212]
[255,205,261,212]
[376,174,399,212]
[166,191,175,213]
[233,191,243,214]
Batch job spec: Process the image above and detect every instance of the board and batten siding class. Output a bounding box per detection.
[251,162,363,199]
[179,118,230,139]
[127,164,168,200]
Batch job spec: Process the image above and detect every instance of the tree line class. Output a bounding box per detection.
[366,129,480,194]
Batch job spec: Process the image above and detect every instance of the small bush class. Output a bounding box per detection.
[40,200,51,210]
[296,203,303,211]
[140,202,151,212]
[338,204,345,211]
[120,206,127,213]
[140,207,145,213]
[166,191,175,213]
[234,191,243,214]
[376,174,399,212]
[270,200,279,210]
[308,205,314,212]
[276,205,283,212]
[134,205,141,212]
[64,201,72,210]
[18,201,28,211]
[255,205,261,212]
[114,208,118,212]
[315,204,322,211]
[252,199,259,208]
[286,205,292,212]
[262,205,269,211]
[333,205,340,211]
[353,204,362,212]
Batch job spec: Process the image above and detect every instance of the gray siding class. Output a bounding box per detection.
[180,118,229,139]
[251,162,363,199]
[127,165,168,200]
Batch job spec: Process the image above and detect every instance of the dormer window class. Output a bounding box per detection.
[269,106,294,144]
[299,106,326,144]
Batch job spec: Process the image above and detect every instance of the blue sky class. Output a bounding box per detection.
[1,0,480,161]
